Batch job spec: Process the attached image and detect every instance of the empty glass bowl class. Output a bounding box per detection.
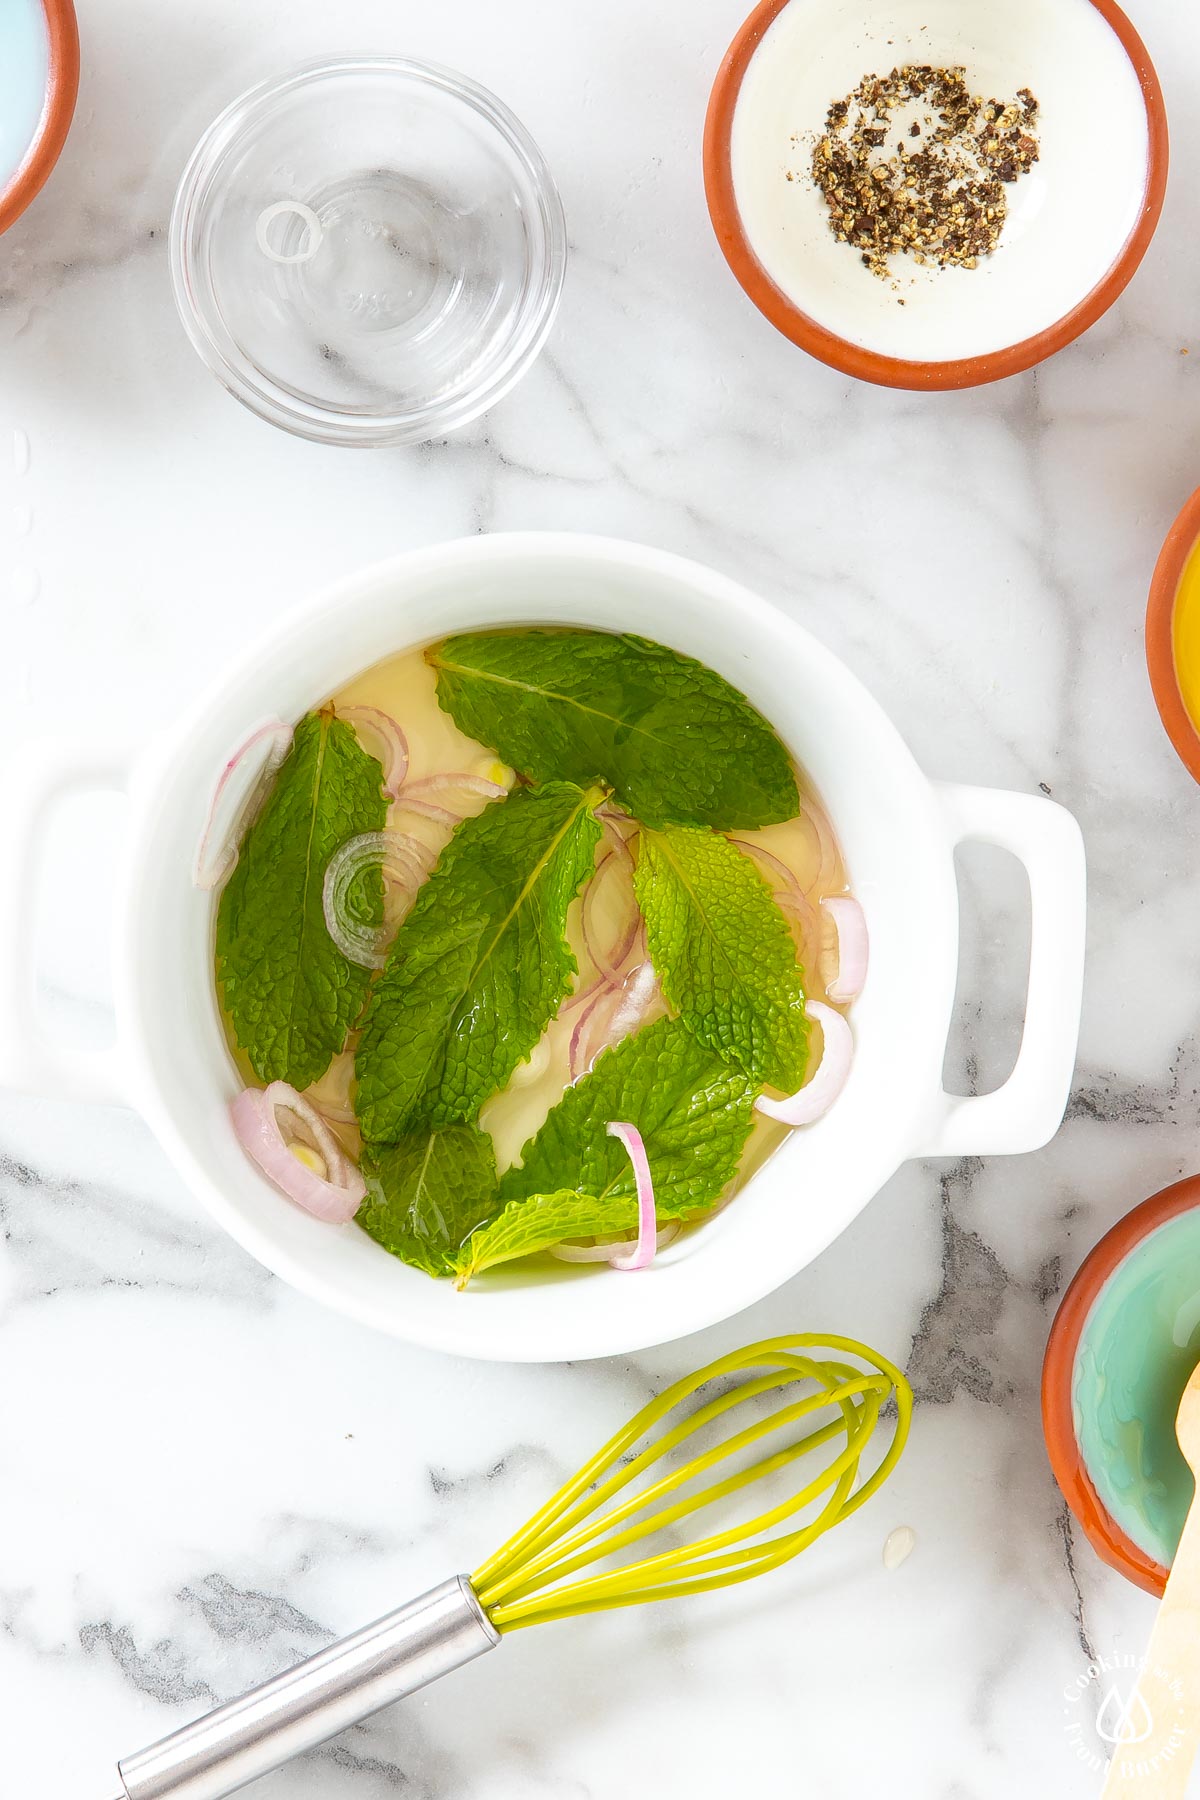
[170,58,567,446]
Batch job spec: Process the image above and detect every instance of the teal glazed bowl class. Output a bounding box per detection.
[0,0,79,235]
[1043,1176,1200,1597]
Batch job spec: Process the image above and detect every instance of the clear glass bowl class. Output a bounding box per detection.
[170,58,566,447]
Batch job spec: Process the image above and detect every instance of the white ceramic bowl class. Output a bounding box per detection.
[705,0,1167,388]
[0,536,1087,1361]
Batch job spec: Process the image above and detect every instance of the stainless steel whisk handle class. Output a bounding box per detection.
[111,1575,499,1800]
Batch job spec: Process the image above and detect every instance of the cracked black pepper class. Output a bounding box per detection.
[809,65,1040,280]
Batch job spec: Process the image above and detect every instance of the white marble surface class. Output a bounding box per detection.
[2,0,1199,1794]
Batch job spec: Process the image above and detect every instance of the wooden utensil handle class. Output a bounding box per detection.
[1101,1504,1200,1796]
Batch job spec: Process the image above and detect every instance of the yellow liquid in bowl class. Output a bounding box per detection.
[1172,536,1200,732]
[219,639,853,1213]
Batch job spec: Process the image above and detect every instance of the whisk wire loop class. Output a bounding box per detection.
[486,1374,887,1608]
[473,1335,913,1631]
[495,1401,880,1618]
[474,1352,860,1592]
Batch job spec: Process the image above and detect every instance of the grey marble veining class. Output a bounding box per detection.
[2,0,1200,1795]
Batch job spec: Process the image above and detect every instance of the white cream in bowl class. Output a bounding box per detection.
[730,0,1152,364]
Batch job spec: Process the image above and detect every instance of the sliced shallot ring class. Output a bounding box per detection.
[569,985,614,1081]
[405,772,507,805]
[389,773,508,831]
[561,968,612,1017]
[322,830,430,971]
[596,801,640,844]
[260,1082,355,1186]
[822,895,869,1002]
[755,1002,853,1127]
[194,719,293,890]
[562,918,641,1016]
[549,1222,681,1263]
[803,799,839,893]
[389,794,461,828]
[231,1083,364,1223]
[565,920,647,1015]
[581,844,641,981]
[337,705,409,799]
[568,960,657,1079]
[603,1122,658,1270]
[729,836,803,901]
[600,819,637,867]
[776,890,818,955]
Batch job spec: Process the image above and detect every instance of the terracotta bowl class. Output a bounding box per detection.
[1147,486,1200,789]
[704,0,1168,391]
[0,0,79,236]
[1042,1176,1200,1597]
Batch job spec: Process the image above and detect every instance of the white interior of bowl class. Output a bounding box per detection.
[117,535,958,1361]
[730,0,1151,363]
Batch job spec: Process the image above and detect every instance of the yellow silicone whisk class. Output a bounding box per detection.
[110,1334,912,1800]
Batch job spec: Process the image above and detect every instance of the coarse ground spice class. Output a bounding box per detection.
[808,65,1040,280]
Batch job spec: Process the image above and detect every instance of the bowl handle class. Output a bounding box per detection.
[915,782,1086,1158]
[0,741,133,1106]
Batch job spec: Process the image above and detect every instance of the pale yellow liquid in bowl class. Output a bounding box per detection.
[221,639,853,1224]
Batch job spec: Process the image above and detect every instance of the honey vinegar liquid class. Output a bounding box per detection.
[221,639,852,1202]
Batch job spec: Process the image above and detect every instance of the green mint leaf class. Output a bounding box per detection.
[359,1123,499,1278]
[634,825,810,1092]
[497,1015,757,1222]
[428,629,797,830]
[355,782,603,1142]
[216,710,387,1089]
[457,1017,757,1282]
[454,1190,638,1286]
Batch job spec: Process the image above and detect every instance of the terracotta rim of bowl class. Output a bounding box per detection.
[1041,1174,1200,1597]
[1147,485,1200,787]
[0,0,80,236]
[702,0,1169,391]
